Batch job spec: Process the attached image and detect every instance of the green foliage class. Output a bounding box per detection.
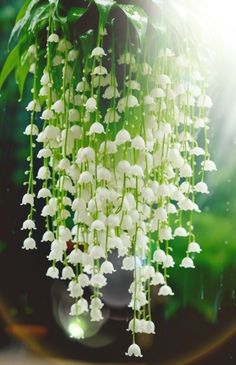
[0,45,19,89]
[117,4,148,46]
[94,0,115,32]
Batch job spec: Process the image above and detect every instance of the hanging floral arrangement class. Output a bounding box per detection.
[0,0,216,358]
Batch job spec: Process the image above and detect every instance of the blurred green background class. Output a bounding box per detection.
[0,1,236,364]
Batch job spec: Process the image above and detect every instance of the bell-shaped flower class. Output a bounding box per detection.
[90,308,103,322]
[100,260,115,274]
[46,266,59,279]
[126,343,143,357]
[90,273,107,288]
[187,241,202,254]
[22,237,37,250]
[21,193,34,206]
[61,266,74,280]
[21,219,36,230]
[158,284,174,296]
[85,97,97,112]
[91,47,106,57]
[70,298,89,316]
[180,257,195,268]
[88,122,105,135]
[195,182,209,194]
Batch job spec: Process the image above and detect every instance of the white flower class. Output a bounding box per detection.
[85,97,96,112]
[78,171,93,184]
[57,38,72,52]
[130,165,143,177]
[131,136,145,150]
[180,257,195,268]
[21,219,36,230]
[37,188,51,199]
[37,148,52,159]
[68,248,83,265]
[158,284,174,296]
[90,273,107,288]
[89,246,105,259]
[46,266,59,279]
[41,109,54,120]
[122,256,141,270]
[61,266,74,280]
[197,95,213,108]
[187,241,202,254]
[144,95,155,105]
[26,100,41,112]
[159,226,172,241]
[174,227,188,237]
[91,220,105,231]
[127,318,142,333]
[91,47,106,57]
[68,108,80,122]
[201,159,217,171]
[143,320,155,334]
[180,162,192,178]
[68,49,78,61]
[97,167,111,182]
[92,66,108,75]
[43,125,60,139]
[21,193,34,206]
[118,52,135,65]
[151,87,165,98]
[103,86,120,99]
[90,308,103,321]
[40,72,50,85]
[127,94,139,108]
[77,273,90,287]
[153,249,166,263]
[104,108,120,123]
[100,260,115,274]
[115,129,131,145]
[51,100,64,113]
[190,147,205,156]
[158,74,171,86]
[126,343,143,358]
[195,182,209,193]
[37,166,50,180]
[163,254,175,268]
[70,298,88,316]
[22,237,36,250]
[88,122,105,135]
[48,33,59,42]
[41,230,54,242]
[24,124,39,136]
[68,282,83,298]
[155,207,167,221]
[90,297,104,310]
[151,272,165,285]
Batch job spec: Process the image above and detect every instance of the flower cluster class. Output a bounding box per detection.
[21,25,215,356]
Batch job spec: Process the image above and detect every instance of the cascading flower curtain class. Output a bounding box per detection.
[0,0,216,357]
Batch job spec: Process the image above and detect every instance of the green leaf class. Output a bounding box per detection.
[9,0,41,45]
[15,52,30,99]
[0,46,19,89]
[67,7,88,23]
[29,4,50,32]
[118,4,148,46]
[15,0,32,23]
[94,0,115,31]
[80,29,94,68]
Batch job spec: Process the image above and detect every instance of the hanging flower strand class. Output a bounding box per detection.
[1,0,216,357]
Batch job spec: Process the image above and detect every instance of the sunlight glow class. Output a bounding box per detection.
[204,0,236,49]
